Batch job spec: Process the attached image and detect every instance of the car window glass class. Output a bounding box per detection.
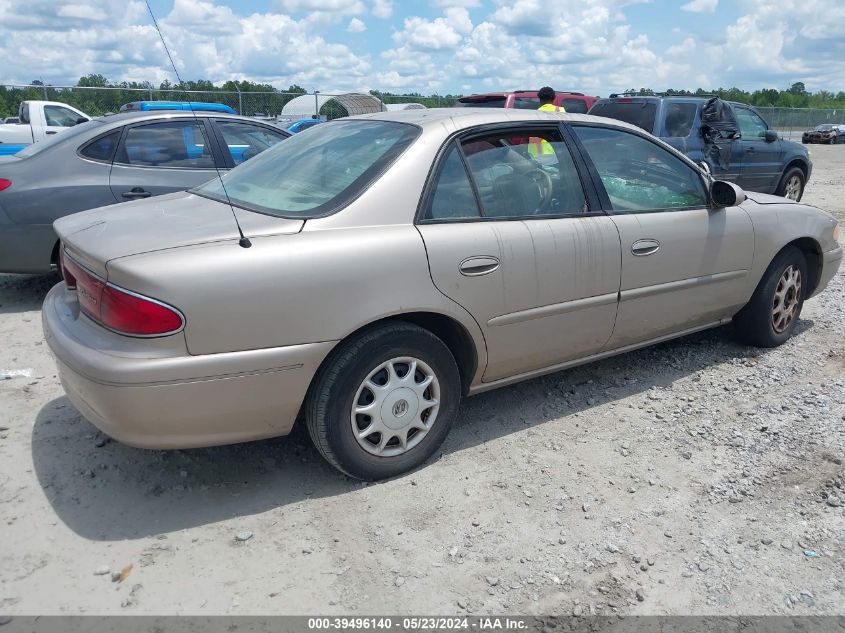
[562,98,588,114]
[44,105,82,127]
[216,121,287,166]
[455,96,506,108]
[461,128,586,218]
[513,97,541,110]
[588,101,657,132]
[574,125,707,213]
[663,103,697,137]
[734,108,768,139]
[120,121,214,168]
[425,145,480,221]
[80,130,120,162]
[196,120,419,218]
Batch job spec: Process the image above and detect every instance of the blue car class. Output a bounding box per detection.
[589,96,812,201]
[286,118,323,133]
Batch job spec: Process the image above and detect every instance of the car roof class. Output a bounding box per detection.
[92,110,284,126]
[459,90,591,98]
[348,107,645,135]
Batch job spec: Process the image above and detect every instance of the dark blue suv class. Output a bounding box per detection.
[589,96,812,201]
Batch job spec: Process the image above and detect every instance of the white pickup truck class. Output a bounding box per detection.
[0,101,90,155]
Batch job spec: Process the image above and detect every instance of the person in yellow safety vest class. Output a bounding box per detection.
[529,87,564,159]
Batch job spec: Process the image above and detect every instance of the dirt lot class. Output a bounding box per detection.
[1,146,843,616]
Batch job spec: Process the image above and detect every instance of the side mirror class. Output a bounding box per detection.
[711,180,746,208]
[764,130,778,142]
[75,117,89,125]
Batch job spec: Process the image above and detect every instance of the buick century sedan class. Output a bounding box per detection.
[43,109,842,480]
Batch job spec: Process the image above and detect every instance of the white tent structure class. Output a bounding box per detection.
[385,103,426,111]
[281,93,386,117]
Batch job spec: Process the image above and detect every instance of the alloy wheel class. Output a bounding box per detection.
[771,265,802,333]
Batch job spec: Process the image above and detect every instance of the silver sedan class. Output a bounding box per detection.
[42,109,842,480]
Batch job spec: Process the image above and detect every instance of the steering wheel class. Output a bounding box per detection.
[528,168,553,214]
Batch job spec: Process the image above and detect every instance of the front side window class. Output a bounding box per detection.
[215,121,287,166]
[459,128,586,218]
[574,125,707,213]
[44,105,83,127]
[734,108,768,139]
[196,120,419,218]
[119,121,214,168]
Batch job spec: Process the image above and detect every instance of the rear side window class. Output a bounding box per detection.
[455,96,507,108]
[588,101,657,133]
[425,145,480,220]
[574,125,707,213]
[513,97,541,110]
[196,120,419,218]
[215,121,287,166]
[118,121,214,168]
[79,130,120,162]
[663,103,697,137]
[562,98,588,114]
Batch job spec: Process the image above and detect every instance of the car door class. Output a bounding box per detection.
[733,105,783,193]
[108,118,223,202]
[571,124,754,349]
[210,119,289,167]
[416,125,621,383]
[42,104,86,140]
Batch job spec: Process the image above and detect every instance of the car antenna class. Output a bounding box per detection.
[144,0,251,248]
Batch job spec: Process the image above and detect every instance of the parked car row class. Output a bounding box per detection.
[38,108,841,479]
[0,108,290,273]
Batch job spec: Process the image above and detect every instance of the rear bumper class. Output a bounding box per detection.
[42,283,335,448]
[812,245,843,298]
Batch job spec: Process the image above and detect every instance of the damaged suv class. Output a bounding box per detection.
[589,96,811,201]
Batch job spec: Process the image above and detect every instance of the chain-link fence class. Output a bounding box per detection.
[0,84,457,120]
[756,107,844,140]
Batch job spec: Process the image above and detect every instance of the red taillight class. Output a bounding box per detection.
[100,285,183,336]
[61,251,183,336]
[0,178,11,192]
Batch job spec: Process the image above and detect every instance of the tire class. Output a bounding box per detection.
[733,246,807,348]
[775,166,805,201]
[305,322,461,480]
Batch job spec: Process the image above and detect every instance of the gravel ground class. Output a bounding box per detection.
[1,146,843,616]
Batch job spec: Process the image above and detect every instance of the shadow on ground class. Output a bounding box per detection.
[30,317,814,542]
[0,273,58,315]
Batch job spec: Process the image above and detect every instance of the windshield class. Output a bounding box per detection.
[195,120,420,218]
[16,119,106,158]
[815,125,834,131]
[588,101,658,133]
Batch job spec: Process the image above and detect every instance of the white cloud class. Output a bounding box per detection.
[347,17,366,31]
[276,0,364,12]
[392,8,472,51]
[666,37,695,56]
[371,0,392,18]
[681,0,717,13]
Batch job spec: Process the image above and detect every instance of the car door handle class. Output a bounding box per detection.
[122,187,152,200]
[631,239,660,256]
[746,147,755,153]
[45,130,58,135]
[459,256,500,276]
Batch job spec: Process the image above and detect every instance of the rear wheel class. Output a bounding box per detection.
[305,322,461,480]
[775,167,805,201]
[734,246,807,347]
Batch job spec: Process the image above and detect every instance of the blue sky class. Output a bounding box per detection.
[1,0,844,95]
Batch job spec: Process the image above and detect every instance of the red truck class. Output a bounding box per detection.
[454,90,600,114]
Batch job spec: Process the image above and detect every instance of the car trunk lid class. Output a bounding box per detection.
[55,190,304,278]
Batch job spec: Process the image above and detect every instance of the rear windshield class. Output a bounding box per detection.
[15,119,106,158]
[513,97,540,109]
[562,98,589,114]
[455,96,507,108]
[589,101,657,133]
[195,120,420,218]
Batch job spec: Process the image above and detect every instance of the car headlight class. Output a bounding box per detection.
[834,223,841,242]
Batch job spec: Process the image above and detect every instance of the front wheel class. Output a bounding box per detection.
[775,167,805,201]
[305,322,461,480]
[733,246,807,347]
